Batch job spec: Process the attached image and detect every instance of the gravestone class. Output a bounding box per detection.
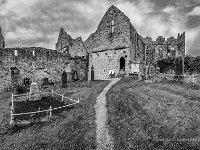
[24,78,31,92]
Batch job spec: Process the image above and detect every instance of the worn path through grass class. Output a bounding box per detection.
[0,80,110,150]
[95,78,121,150]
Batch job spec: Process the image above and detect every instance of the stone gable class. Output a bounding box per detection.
[69,37,87,57]
[55,28,87,58]
[84,5,131,53]
[55,28,73,51]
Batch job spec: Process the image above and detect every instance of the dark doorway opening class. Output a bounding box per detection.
[41,78,49,89]
[42,78,49,85]
[61,71,67,87]
[91,66,94,81]
[11,67,20,80]
[120,57,125,71]
[11,67,20,94]
[24,78,31,85]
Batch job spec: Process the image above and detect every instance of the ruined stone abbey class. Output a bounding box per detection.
[0,5,185,92]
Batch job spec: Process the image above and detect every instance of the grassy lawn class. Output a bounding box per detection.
[0,80,110,150]
[106,76,200,150]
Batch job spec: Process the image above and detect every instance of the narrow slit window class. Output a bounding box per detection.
[111,19,114,33]
[33,50,35,56]
[14,50,18,56]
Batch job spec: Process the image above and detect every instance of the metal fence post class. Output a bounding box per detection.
[10,108,14,125]
[51,89,53,97]
[192,74,195,85]
[49,106,52,118]
[11,93,14,110]
[27,92,29,100]
[61,94,63,101]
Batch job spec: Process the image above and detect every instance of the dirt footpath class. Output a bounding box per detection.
[95,78,121,150]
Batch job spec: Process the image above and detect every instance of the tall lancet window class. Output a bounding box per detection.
[33,50,35,56]
[14,50,18,56]
[111,19,115,33]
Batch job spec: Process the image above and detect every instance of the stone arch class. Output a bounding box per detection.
[24,77,31,85]
[41,78,49,86]
[120,57,125,71]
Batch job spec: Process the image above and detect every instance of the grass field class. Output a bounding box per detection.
[106,76,200,150]
[0,80,109,150]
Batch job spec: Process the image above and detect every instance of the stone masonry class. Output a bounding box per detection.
[83,5,185,80]
[0,47,88,93]
[54,5,185,80]
[84,5,146,80]
[55,28,87,58]
[143,32,185,66]
[0,27,5,49]
[0,5,185,85]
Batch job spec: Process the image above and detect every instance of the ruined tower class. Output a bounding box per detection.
[55,28,72,52]
[0,27,5,48]
[55,28,87,57]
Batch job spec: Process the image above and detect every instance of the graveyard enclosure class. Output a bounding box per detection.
[10,89,79,125]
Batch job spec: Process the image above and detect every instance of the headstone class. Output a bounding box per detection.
[130,63,139,74]
[73,70,79,82]
[29,82,41,101]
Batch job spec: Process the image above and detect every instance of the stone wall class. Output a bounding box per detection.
[55,28,87,58]
[0,47,88,93]
[88,48,130,80]
[177,32,185,57]
[69,37,87,57]
[0,27,5,48]
[144,33,185,65]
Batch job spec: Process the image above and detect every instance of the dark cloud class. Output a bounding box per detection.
[0,0,200,55]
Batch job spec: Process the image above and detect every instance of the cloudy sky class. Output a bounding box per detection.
[0,0,200,56]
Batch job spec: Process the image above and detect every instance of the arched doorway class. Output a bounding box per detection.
[91,65,94,81]
[72,70,79,82]
[24,78,31,85]
[42,78,49,85]
[120,57,125,71]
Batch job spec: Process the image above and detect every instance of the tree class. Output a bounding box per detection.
[184,55,194,74]
[157,55,200,75]
[157,57,175,73]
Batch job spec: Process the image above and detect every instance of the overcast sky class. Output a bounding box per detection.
[0,0,200,56]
